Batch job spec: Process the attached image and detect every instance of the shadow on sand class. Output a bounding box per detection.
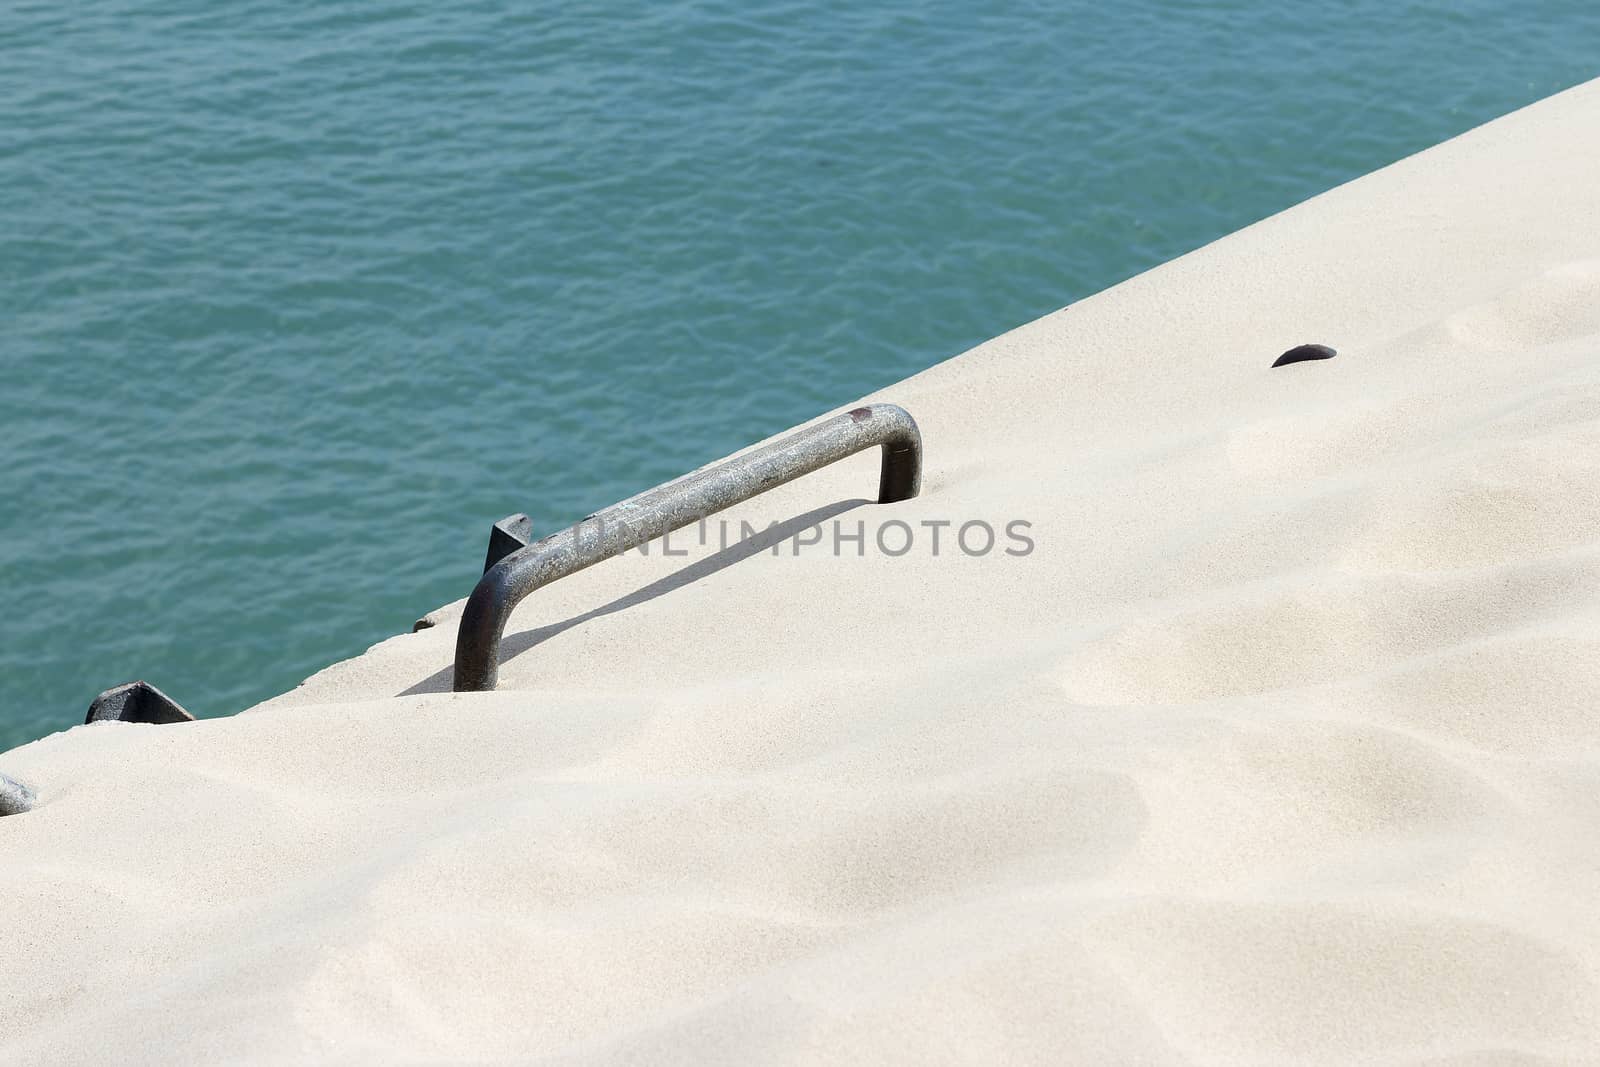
[402,496,869,695]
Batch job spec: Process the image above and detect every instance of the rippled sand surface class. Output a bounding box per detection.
[4,80,1600,1064]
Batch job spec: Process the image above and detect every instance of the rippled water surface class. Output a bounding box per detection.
[2,2,1597,748]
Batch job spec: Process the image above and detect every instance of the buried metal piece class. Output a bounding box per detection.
[484,513,534,574]
[408,515,536,628]
[453,402,923,692]
[1272,343,1337,368]
[85,681,196,725]
[0,772,35,817]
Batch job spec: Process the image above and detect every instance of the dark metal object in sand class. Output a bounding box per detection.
[85,681,196,725]
[1272,343,1337,367]
[453,402,923,692]
[484,513,535,573]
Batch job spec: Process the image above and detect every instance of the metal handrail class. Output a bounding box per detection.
[452,402,922,691]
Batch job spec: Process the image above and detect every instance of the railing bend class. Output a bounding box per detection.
[452,402,922,691]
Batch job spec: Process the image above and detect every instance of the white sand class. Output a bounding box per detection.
[6,79,1600,1064]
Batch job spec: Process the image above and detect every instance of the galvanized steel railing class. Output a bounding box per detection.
[452,402,922,692]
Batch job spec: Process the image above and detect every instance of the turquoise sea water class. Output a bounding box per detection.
[2,2,1597,750]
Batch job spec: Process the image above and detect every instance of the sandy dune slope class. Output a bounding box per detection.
[4,79,1600,1064]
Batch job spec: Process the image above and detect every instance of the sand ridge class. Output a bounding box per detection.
[4,80,1600,1063]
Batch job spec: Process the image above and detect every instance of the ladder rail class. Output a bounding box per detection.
[452,403,922,692]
